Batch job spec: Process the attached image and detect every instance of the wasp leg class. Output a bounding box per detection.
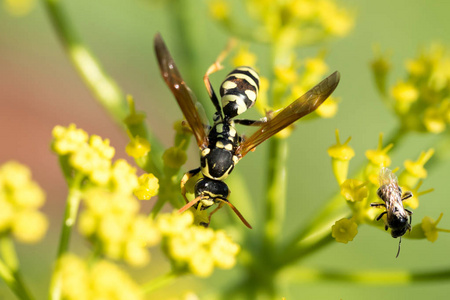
[234,117,268,126]
[203,39,236,120]
[180,167,201,204]
[206,201,225,226]
[376,211,387,221]
[401,191,413,201]
[370,203,386,208]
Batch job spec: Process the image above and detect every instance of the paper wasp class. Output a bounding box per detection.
[154,33,340,228]
[371,167,413,257]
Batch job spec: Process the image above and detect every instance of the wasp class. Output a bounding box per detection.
[154,33,340,228]
[371,167,413,257]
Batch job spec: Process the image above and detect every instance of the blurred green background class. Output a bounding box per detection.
[1,0,450,299]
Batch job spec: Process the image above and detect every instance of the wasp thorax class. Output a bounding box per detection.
[201,147,234,180]
[220,67,260,119]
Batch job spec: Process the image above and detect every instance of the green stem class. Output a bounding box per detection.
[44,0,164,175]
[50,172,84,300]
[140,270,180,295]
[0,237,35,300]
[43,0,127,124]
[56,172,84,258]
[263,137,288,251]
[0,258,34,300]
[285,267,450,284]
[0,235,18,271]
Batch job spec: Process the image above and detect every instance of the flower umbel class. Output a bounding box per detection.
[0,161,48,243]
[157,211,240,277]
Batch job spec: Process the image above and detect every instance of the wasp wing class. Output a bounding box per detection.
[154,33,208,149]
[236,71,340,158]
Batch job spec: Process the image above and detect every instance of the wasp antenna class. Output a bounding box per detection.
[396,237,402,258]
[178,196,203,214]
[217,199,252,229]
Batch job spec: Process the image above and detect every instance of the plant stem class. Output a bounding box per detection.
[140,270,179,295]
[0,259,34,300]
[56,172,83,258]
[43,0,126,124]
[285,267,450,284]
[263,137,288,251]
[0,237,35,300]
[44,0,164,173]
[50,172,84,300]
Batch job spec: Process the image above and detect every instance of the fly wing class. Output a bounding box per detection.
[236,71,340,158]
[154,33,208,149]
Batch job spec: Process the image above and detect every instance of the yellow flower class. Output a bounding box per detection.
[126,135,151,158]
[423,107,446,133]
[232,46,257,67]
[328,130,355,184]
[134,173,159,200]
[79,188,159,266]
[3,0,35,16]
[110,159,139,194]
[209,0,230,20]
[56,254,142,300]
[421,213,450,242]
[399,149,434,188]
[400,180,434,210]
[332,218,358,244]
[365,134,393,184]
[0,161,48,242]
[316,96,338,118]
[391,81,419,114]
[340,179,368,202]
[158,211,240,277]
[52,124,88,155]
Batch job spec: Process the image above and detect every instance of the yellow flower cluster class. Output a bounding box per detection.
[0,161,48,243]
[78,188,160,267]
[52,124,115,185]
[209,0,353,46]
[374,44,450,133]
[55,254,142,300]
[328,133,437,243]
[53,125,161,266]
[157,211,240,277]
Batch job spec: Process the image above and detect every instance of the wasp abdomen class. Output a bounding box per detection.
[220,67,260,118]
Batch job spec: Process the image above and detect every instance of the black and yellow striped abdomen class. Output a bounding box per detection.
[220,66,260,119]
